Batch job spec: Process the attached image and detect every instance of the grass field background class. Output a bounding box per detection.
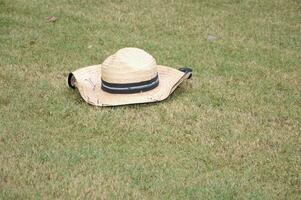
[0,0,300,199]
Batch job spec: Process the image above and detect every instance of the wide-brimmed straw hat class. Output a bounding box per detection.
[67,47,192,106]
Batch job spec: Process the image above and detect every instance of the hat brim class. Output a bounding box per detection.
[68,65,190,106]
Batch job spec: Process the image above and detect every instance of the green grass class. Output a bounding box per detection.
[0,0,300,199]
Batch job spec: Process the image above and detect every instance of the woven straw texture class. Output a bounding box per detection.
[101,48,158,84]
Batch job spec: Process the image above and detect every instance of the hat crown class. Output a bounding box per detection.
[101,47,158,84]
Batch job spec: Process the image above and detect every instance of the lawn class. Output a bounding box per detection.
[0,0,300,199]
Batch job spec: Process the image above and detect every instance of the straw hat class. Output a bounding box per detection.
[67,47,192,106]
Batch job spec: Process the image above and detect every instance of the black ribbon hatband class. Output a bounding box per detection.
[101,75,159,94]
